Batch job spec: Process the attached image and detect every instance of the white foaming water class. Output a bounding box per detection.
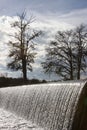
[0,82,85,130]
[0,108,43,130]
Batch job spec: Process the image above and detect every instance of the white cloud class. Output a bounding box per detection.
[32,8,87,31]
[57,8,87,25]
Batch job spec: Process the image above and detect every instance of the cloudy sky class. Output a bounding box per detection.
[0,0,87,80]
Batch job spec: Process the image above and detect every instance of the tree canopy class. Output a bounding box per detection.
[42,25,87,80]
[7,12,41,80]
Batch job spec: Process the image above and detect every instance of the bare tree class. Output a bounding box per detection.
[7,12,41,80]
[42,25,87,80]
[42,30,76,80]
[73,24,87,79]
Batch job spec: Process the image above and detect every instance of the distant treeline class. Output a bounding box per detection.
[0,77,47,88]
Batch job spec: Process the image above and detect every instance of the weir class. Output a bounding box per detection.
[0,81,87,130]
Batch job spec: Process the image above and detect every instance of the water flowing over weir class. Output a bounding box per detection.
[0,81,87,130]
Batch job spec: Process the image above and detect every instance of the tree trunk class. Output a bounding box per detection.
[77,71,80,79]
[77,49,81,80]
[77,63,80,80]
[22,58,27,80]
[70,49,73,80]
[77,32,82,80]
[70,69,73,80]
